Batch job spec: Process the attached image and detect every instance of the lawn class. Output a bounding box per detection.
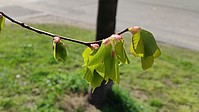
[0,24,198,112]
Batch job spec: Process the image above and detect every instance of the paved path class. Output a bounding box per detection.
[1,0,199,51]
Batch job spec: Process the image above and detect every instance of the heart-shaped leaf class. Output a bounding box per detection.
[84,69,104,92]
[53,42,67,62]
[130,29,161,70]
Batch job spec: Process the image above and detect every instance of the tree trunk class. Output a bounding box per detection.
[96,0,118,41]
[88,0,118,109]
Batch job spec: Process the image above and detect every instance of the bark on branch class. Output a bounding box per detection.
[0,11,128,47]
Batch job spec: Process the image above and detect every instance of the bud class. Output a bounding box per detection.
[128,26,141,35]
[90,43,99,49]
[111,34,122,40]
[53,36,61,43]
[103,38,111,45]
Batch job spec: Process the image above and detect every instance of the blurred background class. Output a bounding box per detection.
[1,0,199,51]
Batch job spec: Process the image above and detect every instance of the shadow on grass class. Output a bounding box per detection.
[101,85,148,112]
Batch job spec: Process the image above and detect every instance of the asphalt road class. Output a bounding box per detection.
[1,0,199,51]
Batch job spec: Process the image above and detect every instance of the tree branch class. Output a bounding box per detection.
[0,12,129,47]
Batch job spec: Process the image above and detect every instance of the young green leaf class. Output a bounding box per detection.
[104,52,120,83]
[82,46,105,92]
[141,56,154,70]
[87,43,109,73]
[82,47,104,91]
[84,69,104,92]
[140,29,161,57]
[115,41,130,64]
[0,15,5,32]
[82,47,92,66]
[53,42,67,62]
[130,29,161,70]
[130,30,144,57]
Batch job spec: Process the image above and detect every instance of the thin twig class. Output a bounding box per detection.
[117,28,129,35]
[0,12,129,46]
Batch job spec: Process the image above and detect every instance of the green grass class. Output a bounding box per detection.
[0,24,199,112]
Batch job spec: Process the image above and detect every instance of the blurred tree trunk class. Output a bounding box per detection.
[88,0,118,109]
[96,0,118,41]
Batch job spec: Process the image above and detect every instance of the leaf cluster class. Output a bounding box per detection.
[0,14,161,92]
[82,35,130,91]
[82,30,161,91]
